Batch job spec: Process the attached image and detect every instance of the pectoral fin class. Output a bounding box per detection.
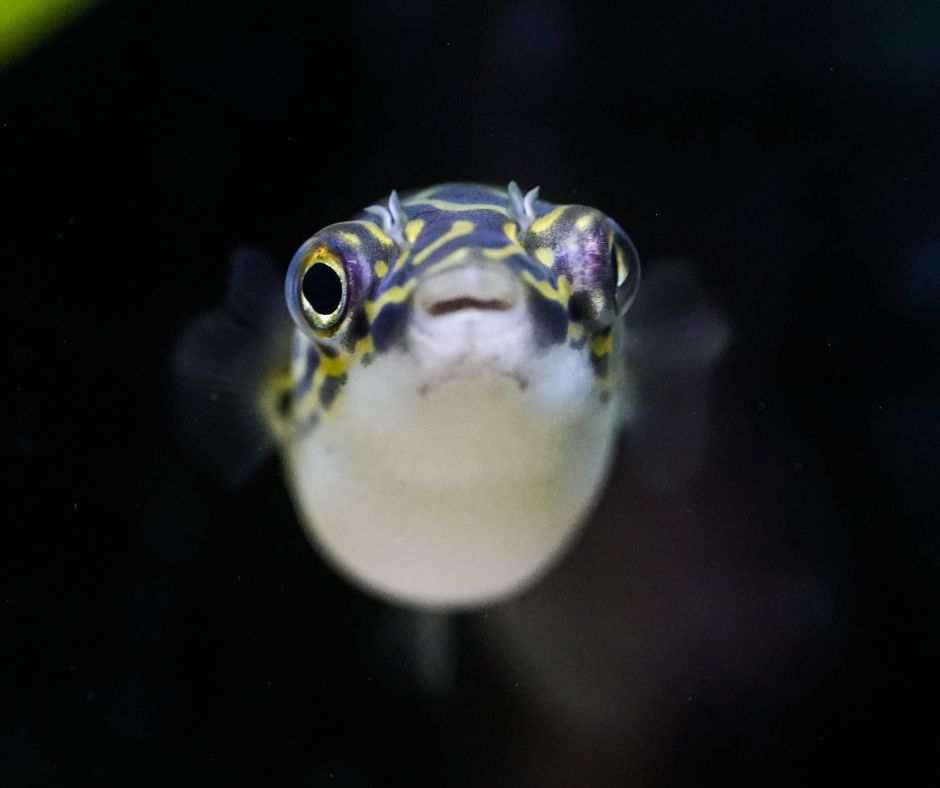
[624,259,730,490]
[172,248,293,486]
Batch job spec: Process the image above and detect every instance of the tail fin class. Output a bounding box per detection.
[172,248,294,486]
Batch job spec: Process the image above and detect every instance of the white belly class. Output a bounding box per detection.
[284,347,620,609]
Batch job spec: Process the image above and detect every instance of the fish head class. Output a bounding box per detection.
[284,185,640,422]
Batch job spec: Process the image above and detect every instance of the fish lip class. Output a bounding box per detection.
[423,295,515,316]
[413,260,525,319]
[408,299,529,346]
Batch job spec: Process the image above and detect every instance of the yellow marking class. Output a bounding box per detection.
[267,368,293,391]
[351,220,394,246]
[337,230,362,246]
[591,331,614,357]
[412,220,475,266]
[534,247,554,268]
[521,270,570,305]
[294,368,323,418]
[403,198,511,217]
[263,368,293,401]
[354,334,374,358]
[482,244,522,261]
[294,331,377,424]
[503,222,519,245]
[530,204,568,235]
[364,278,419,321]
[567,322,585,343]
[404,218,425,245]
[409,183,513,200]
[408,184,509,200]
[403,184,507,203]
[301,244,344,275]
[615,247,629,286]
[296,353,349,420]
[374,259,388,277]
[260,368,294,442]
[296,372,324,421]
[317,352,347,377]
[575,213,595,232]
[404,185,443,203]
[392,248,411,272]
[425,247,472,276]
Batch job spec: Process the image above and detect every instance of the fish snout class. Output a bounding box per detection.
[413,261,524,320]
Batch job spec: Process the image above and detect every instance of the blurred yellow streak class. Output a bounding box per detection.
[0,0,99,69]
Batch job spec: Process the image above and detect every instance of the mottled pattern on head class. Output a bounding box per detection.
[283,182,640,430]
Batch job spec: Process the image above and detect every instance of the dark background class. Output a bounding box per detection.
[4,1,938,785]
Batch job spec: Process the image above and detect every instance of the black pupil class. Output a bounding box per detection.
[302,263,343,315]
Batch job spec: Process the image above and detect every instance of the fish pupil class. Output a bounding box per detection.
[303,263,343,315]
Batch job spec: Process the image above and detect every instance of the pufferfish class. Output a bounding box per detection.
[175,182,640,610]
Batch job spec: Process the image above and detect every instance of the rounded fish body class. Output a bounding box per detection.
[279,183,640,609]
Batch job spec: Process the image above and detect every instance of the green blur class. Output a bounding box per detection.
[0,0,98,69]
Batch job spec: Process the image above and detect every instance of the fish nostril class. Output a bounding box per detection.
[424,296,515,317]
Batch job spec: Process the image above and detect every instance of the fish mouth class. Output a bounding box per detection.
[414,262,524,319]
[423,296,516,316]
[407,261,532,383]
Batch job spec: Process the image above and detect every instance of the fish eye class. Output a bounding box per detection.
[610,244,627,285]
[300,258,347,333]
[303,263,343,315]
[608,224,640,315]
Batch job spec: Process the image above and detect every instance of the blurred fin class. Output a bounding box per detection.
[172,248,293,487]
[367,608,457,701]
[624,259,730,490]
